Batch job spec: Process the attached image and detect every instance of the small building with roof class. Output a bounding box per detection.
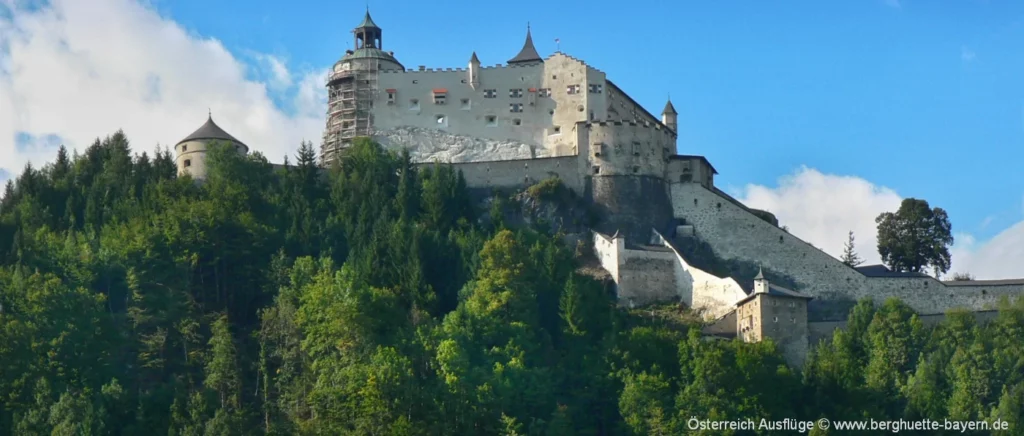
[734,269,813,366]
[174,114,248,180]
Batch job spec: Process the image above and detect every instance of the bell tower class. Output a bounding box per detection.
[354,9,382,50]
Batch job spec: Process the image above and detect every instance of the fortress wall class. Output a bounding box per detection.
[588,175,674,242]
[808,310,1002,346]
[617,247,679,307]
[652,230,747,319]
[450,155,582,192]
[670,183,1024,319]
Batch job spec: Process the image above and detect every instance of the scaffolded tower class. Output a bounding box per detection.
[321,11,403,166]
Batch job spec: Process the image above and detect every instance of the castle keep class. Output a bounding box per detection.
[173,11,1024,366]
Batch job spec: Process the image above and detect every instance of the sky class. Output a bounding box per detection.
[1,0,1022,278]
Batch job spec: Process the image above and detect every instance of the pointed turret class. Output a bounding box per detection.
[753,267,769,294]
[661,97,678,133]
[468,51,481,89]
[507,24,543,65]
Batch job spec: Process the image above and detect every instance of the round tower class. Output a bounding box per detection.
[584,120,675,243]
[174,114,248,180]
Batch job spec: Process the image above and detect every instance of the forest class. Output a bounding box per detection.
[0,133,1022,435]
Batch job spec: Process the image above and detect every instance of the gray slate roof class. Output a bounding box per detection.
[737,283,812,305]
[177,116,245,147]
[356,11,379,29]
[662,99,677,115]
[340,48,403,68]
[508,27,542,64]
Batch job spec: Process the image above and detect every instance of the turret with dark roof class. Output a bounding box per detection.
[176,114,246,148]
[508,24,542,65]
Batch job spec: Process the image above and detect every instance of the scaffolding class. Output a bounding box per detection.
[320,62,379,166]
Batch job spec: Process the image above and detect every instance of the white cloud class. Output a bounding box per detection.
[961,46,976,63]
[0,0,326,176]
[735,167,1024,280]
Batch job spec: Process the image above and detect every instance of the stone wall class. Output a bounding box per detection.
[670,183,1024,320]
[617,247,679,307]
[808,309,1002,346]
[448,155,581,192]
[593,232,621,283]
[651,230,747,320]
[587,175,673,242]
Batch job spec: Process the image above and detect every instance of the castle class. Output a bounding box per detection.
[172,11,1024,366]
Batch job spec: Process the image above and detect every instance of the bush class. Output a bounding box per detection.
[526,177,565,201]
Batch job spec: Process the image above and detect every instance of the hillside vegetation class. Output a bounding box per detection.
[0,134,1022,435]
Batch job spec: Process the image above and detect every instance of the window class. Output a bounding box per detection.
[513,118,521,126]
[460,98,471,110]
[509,89,523,98]
[632,166,639,173]
[433,89,447,105]
[593,142,604,157]
[538,88,551,97]
[484,89,497,98]
[567,84,580,94]
[509,103,523,113]
[552,74,557,79]
[485,115,497,126]
[593,166,600,174]
[409,99,420,110]
[436,115,446,125]
[181,145,187,152]
[589,83,603,94]
[386,89,396,104]
[633,141,641,156]
[184,159,191,167]
[552,126,561,134]
[773,316,778,323]
[412,80,418,84]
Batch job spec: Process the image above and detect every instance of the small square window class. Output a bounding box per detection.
[593,166,600,174]
[484,89,497,98]
[632,166,639,173]
[433,92,447,105]
[409,99,420,110]
[436,115,446,125]
[460,98,471,110]
[588,84,603,94]
[513,118,521,126]
[486,115,497,126]
[552,126,561,134]
[181,145,187,152]
[184,159,191,167]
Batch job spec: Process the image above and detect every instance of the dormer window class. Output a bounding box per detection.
[433,89,447,105]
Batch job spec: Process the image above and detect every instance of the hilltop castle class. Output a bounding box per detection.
[172,11,1024,366]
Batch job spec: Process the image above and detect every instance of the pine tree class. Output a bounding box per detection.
[840,231,863,267]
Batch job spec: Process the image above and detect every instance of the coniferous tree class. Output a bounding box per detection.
[840,230,863,267]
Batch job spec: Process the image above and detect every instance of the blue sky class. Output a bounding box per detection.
[152,0,1024,242]
[1,0,1021,276]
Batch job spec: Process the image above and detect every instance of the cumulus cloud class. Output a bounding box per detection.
[734,167,1024,280]
[0,0,326,178]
